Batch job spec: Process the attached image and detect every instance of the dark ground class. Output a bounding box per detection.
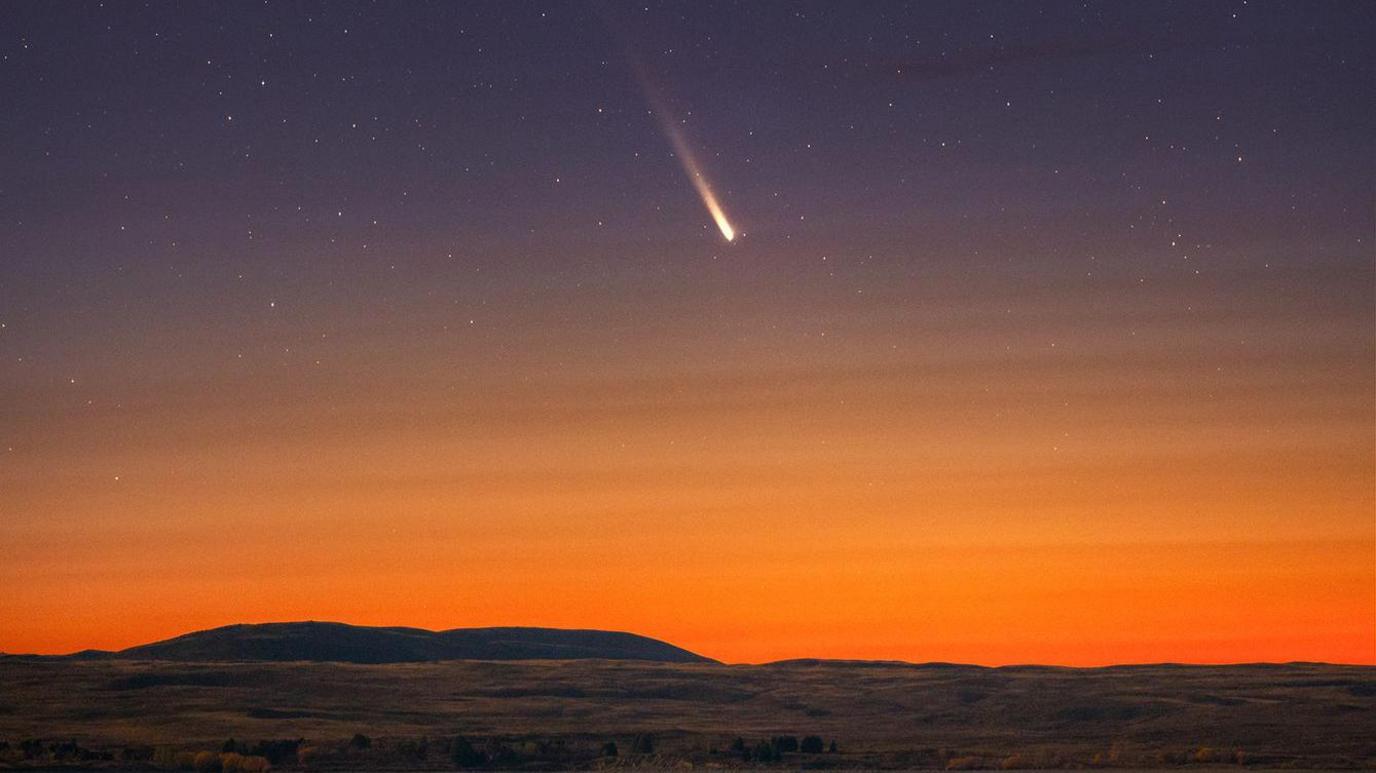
[0,658,1373,769]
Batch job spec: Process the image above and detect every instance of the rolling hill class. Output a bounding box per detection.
[62,621,714,664]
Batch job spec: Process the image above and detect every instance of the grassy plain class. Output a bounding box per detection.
[0,658,1372,769]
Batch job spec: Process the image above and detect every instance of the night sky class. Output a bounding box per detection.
[2,1,1373,664]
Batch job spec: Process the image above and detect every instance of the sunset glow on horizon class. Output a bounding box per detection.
[1,2,1372,667]
[5,252,1371,664]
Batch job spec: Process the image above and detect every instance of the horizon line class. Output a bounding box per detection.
[4,619,1372,669]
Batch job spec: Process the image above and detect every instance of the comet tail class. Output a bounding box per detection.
[625,55,737,243]
[656,118,736,241]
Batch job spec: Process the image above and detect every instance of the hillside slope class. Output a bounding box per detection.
[85,622,713,664]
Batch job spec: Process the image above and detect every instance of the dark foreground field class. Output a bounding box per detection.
[1,658,1373,769]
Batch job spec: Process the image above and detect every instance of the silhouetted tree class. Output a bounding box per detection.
[631,734,654,754]
[752,741,776,762]
[601,741,618,757]
[729,737,747,757]
[772,736,799,754]
[829,739,839,753]
[801,735,825,753]
[350,734,371,750]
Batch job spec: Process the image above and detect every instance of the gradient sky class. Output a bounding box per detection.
[1,1,1373,665]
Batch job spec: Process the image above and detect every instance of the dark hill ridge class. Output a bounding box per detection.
[66,622,715,664]
[763,658,988,670]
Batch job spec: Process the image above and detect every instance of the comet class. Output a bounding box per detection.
[653,111,736,242]
[627,60,737,242]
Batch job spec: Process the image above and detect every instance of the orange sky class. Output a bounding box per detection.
[4,1,1376,671]
[3,261,1372,665]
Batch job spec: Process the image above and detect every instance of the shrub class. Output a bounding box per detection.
[1154,750,1187,766]
[483,741,517,766]
[350,734,371,750]
[238,756,270,773]
[772,736,799,754]
[601,741,618,757]
[450,737,484,768]
[193,750,221,773]
[946,755,984,770]
[801,736,825,754]
[397,739,428,760]
[631,734,654,754]
[1091,744,1123,767]
[50,741,87,761]
[250,740,302,765]
[829,739,838,753]
[220,752,244,773]
[752,742,776,762]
